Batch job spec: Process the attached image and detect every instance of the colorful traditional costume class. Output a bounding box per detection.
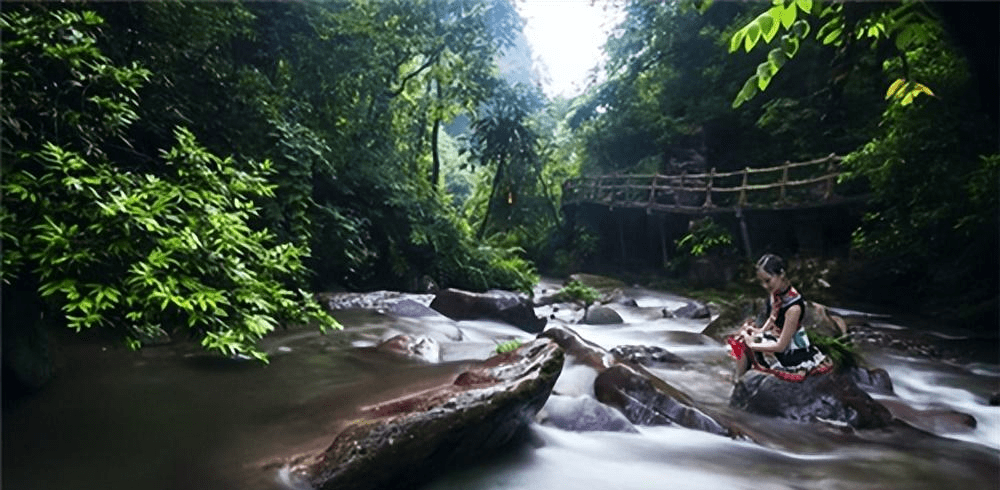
[729,286,832,381]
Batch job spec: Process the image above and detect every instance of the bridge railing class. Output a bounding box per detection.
[562,154,853,212]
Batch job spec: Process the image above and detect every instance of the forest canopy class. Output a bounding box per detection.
[1,0,996,363]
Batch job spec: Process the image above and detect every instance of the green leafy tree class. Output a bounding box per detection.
[721,0,997,325]
[1,6,338,360]
[467,82,544,239]
[727,0,944,108]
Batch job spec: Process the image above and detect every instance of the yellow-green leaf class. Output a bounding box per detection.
[730,27,746,53]
[780,3,797,29]
[822,26,842,45]
[885,78,906,100]
[745,23,761,52]
[761,9,780,43]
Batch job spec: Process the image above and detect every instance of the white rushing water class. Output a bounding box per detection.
[3,283,997,490]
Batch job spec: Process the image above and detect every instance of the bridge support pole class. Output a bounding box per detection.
[659,214,668,269]
[735,207,752,259]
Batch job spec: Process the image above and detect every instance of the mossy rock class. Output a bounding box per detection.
[701,297,761,342]
[701,297,848,342]
[568,273,626,292]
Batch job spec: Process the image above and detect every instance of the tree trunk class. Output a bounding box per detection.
[478,154,506,239]
[430,117,441,187]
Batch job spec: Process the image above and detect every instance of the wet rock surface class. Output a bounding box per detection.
[583,305,624,325]
[595,364,730,436]
[540,326,730,436]
[290,338,564,490]
[430,288,546,333]
[538,326,614,371]
[730,370,894,429]
[672,302,711,320]
[538,394,639,433]
[878,398,978,434]
[610,345,686,367]
[845,366,894,395]
[374,334,441,363]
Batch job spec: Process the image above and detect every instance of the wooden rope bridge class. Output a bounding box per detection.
[562,154,867,215]
[561,154,869,259]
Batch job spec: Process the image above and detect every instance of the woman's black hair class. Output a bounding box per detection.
[756,253,785,276]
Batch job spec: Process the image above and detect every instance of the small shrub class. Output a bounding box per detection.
[495,339,523,354]
[809,332,862,371]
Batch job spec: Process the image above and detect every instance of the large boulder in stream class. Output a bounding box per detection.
[730,370,893,429]
[583,305,624,325]
[289,338,564,490]
[430,288,546,333]
[539,326,730,437]
[594,364,730,436]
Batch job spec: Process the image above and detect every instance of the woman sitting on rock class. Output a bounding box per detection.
[730,254,833,382]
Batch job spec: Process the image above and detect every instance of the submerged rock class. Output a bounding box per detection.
[375,334,440,363]
[730,371,893,429]
[289,338,563,490]
[878,398,977,434]
[430,288,546,333]
[538,394,638,433]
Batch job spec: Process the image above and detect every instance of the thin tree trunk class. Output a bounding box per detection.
[430,117,441,187]
[478,154,506,239]
[539,172,561,227]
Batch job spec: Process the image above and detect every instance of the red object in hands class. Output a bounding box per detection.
[727,335,747,360]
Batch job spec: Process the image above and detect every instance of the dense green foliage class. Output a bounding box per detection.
[1,7,337,359]
[2,0,996,362]
[563,0,996,327]
[676,218,734,258]
[0,1,542,358]
[728,0,944,108]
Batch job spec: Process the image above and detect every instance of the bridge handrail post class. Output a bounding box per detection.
[780,162,789,202]
[704,167,715,207]
[648,174,658,207]
[739,167,749,206]
[678,171,686,206]
[824,155,835,200]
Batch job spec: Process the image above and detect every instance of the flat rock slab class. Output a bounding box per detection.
[289,338,564,490]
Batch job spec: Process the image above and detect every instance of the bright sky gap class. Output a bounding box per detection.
[515,0,625,98]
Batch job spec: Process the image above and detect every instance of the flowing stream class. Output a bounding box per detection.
[3,280,998,490]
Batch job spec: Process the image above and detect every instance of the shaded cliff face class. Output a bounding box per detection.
[290,338,564,490]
